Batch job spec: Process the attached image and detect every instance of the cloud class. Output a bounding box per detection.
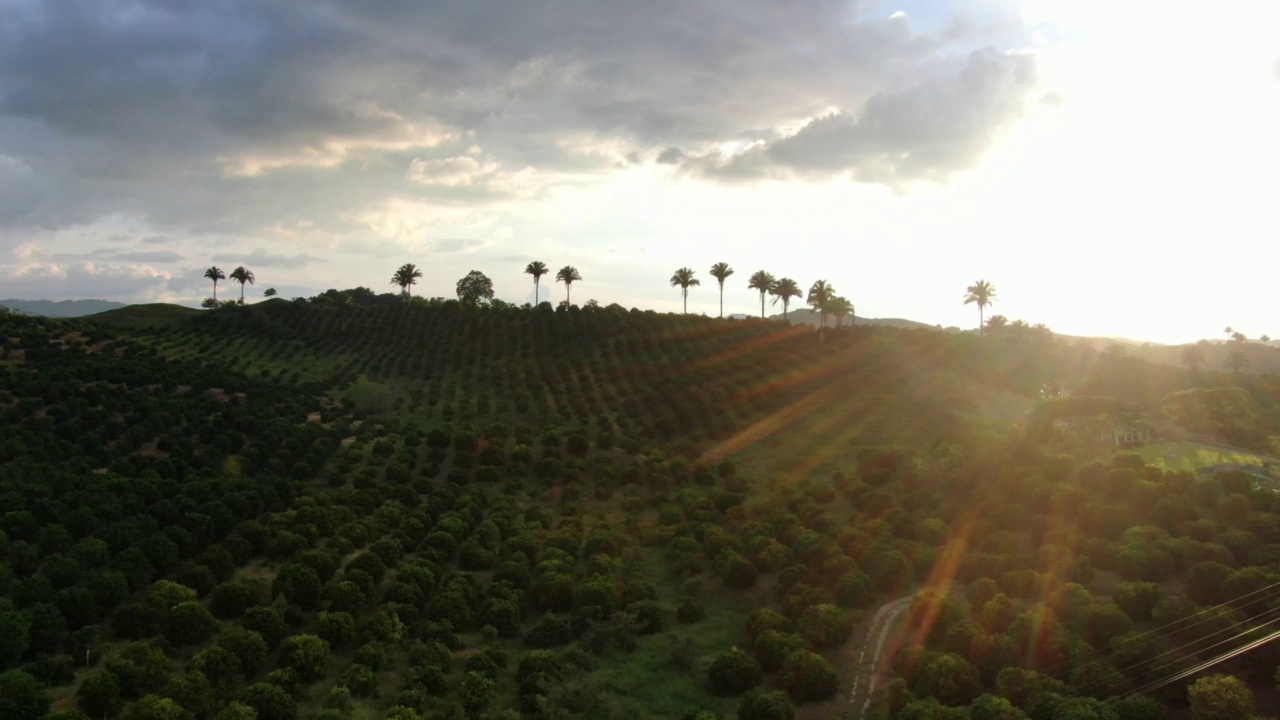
[684,49,1038,184]
[111,249,184,263]
[655,147,686,165]
[0,0,1038,269]
[212,248,322,269]
[1273,57,1280,81]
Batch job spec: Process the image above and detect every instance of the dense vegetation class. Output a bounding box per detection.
[4,298,1280,720]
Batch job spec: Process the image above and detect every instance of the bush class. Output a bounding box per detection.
[781,650,838,703]
[796,604,851,649]
[737,688,795,720]
[706,647,762,696]
[677,598,706,624]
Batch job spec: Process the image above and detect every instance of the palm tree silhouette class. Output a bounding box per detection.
[204,266,225,301]
[556,265,582,304]
[229,266,255,304]
[525,261,549,305]
[670,267,700,314]
[708,262,734,318]
[827,296,854,329]
[391,263,423,301]
[964,280,997,336]
[807,279,835,342]
[770,277,801,322]
[748,271,777,319]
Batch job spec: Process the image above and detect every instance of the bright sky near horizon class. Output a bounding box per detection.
[0,1,1276,345]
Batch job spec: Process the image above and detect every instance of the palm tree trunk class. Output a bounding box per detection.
[719,286,724,318]
[212,281,217,301]
[760,293,765,319]
[534,280,539,305]
[979,306,984,337]
[683,289,687,314]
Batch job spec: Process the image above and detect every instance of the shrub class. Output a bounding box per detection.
[737,688,795,720]
[781,650,837,703]
[706,647,762,696]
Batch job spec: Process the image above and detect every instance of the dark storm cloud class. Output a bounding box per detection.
[0,0,1039,241]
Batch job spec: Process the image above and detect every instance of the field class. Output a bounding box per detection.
[6,300,1280,720]
[1130,441,1278,473]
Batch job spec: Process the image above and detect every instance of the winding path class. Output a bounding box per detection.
[847,595,913,719]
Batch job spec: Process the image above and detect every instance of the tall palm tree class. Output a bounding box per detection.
[807,279,835,342]
[391,263,423,301]
[964,280,997,336]
[525,261,549,305]
[229,266,255,304]
[670,267,700,314]
[748,271,777,319]
[708,262,734,318]
[204,266,225,301]
[827,296,854,329]
[556,265,582,304]
[769,277,802,322]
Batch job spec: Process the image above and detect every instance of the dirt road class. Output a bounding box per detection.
[846,595,913,719]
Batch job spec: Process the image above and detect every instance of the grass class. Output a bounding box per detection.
[1129,441,1276,472]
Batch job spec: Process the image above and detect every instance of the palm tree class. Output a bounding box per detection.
[391,263,423,301]
[964,280,997,336]
[827,296,854,329]
[1223,326,1234,341]
[229,266,255,304]
[985,315,1008,334]
[670,267,700,314]
[204,266,225,301]
[556,265,582,304]
[769,277,802,322]
[748,271,776,319]
[708,262,734,318]
[807,279,835,342]
[525,261,549,305]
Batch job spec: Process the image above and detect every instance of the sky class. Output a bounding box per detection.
[0,0,1277,345]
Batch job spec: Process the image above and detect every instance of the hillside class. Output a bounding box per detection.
[0,298,128,317]
[4,300,1280,720]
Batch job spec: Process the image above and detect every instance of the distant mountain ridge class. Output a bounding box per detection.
[728,308,947,331]
[0,298,128,317]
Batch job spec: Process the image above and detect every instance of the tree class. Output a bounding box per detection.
[555,265,581,304]
[748,271,777,319]
[262,288,277,297]
[242,682,296,720]
[1181,344,1206,371]
[122,694,187,720]
[0,670,49,720]
[162,601,219,647]
[806,280,835,342]
[79,670,122,720]
[524,261,549,305]
[770,278,802,322]
[781,650,838,703]
[204,267,225,301]
[391,263,423,301]
[1224,350,1250,375]
[278,634,330,681]
[229,267,256,305]
[1223,326,1234,341]
[709,262,734,318]
[1188,674,1252,720]
[827,296,854,329]
[670,267,700,314]
[737,688,795,720]
[964,280,997,336]
[455,271,495,307]
[706,647,762,695]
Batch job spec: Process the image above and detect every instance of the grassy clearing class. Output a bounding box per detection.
[1129,441,1276,472]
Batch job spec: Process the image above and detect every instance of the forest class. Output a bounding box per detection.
[4,296,1280,720]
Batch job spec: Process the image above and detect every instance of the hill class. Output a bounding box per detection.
[4,299,1280,720]
[0,298,127,317]
[88,302,202,329]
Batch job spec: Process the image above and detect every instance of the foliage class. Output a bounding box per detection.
[456,271,495,307]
